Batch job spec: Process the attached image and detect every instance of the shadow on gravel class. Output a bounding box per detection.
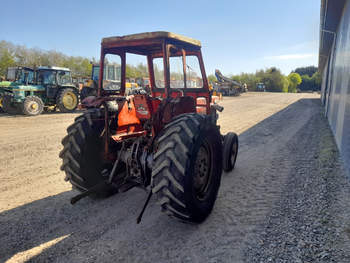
[0,186,198,262]
[0,98,328,262]
[0,191,76,262]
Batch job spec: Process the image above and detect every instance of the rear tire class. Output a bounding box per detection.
[22,96,44,116]
[57,88,79,112]
[222,132,238,172]
[152,113,223,223]
[59,109,118,197]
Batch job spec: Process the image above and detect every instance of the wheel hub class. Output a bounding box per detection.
[62,92,77,110]
[31,103,38,110]
[193,144,211,200]
[27,101,39,114]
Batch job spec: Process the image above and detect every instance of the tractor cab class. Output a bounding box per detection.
[91,64,121,83]
[0,67,35,113]
[35,66,78,111]
[91,64,100,81]
[80,63,121,100]
[36,66,73,86]
[97,32,210,111]
[256,82,266,92]
[1,67,35,87]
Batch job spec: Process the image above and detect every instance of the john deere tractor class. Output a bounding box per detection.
[60,32,239,224]
[0,66,79,116]
[0,67,35,113]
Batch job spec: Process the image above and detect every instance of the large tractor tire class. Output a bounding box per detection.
[222,132,238,172]
[2,95,19,114]
[152,113,223,223]
[56,88,79,113]
[22,96,44,116]
[59,109,118,196]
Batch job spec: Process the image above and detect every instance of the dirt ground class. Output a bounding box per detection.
[1,92,349,262]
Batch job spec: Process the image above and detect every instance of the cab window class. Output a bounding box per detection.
[153,57,165,88]
[153,54,203,89]
[185,55,203,88]
[103,54,121,91]
[169,56,184,89]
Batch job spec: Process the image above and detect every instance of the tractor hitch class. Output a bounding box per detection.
[70,181,113,205]
[136,190,153,224]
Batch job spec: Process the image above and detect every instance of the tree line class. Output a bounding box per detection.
[0,40,93,77]
[0,40,321,91]
[208,65,321,92]
[0,40,158,80]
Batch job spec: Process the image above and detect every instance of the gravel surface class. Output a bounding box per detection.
[0,92,349,262]
[243,101,350,263]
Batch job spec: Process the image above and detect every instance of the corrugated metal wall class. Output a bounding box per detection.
[323,0,350,171]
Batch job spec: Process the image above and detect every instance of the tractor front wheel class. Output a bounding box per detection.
[22,96,44,116]
[152,113,223,223]
[222,132,238,172]
[57,88,79,112]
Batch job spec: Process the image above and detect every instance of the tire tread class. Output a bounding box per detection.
[152,113,219,222]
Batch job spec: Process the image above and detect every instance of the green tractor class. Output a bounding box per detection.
[0,66,35,87]
[0,66,79,116]
[0,67,35,112]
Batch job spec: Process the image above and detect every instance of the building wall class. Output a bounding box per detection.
[323,0,350,171]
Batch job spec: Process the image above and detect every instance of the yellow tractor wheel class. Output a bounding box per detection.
[22,96,44,116]
[57,88,79,112]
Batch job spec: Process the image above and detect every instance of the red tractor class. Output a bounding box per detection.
[60,32,238,223]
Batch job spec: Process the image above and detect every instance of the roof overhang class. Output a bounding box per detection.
[101,31,201,56]
[8,66,33,71]
[102,31,201,47]
[37,66,71,71]
[319,0,346,73]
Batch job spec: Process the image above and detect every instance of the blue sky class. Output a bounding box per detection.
[0,0,320,76]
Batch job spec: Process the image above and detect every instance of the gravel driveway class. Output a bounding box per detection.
[1,92,349,262]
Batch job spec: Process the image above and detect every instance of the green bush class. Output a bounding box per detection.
[288,73,302,93]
